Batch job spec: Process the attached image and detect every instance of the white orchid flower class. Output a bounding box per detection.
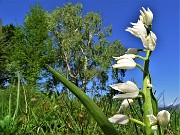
[112,58,136,69]
[126,22,157,51]
[108,114,129,125]
[139,7,153,25]
[109,81,139,99]
[118,99,133,113]
[140,31,157,51]
[126,7,157,51]
[157,110,170,128]
[126,20,147,38]
[113,54,136,60]
[147,114,157,133]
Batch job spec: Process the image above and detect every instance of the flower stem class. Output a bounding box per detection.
[142,50,154,135]
[136,64,144,73]
[129,118,146,127]
[136,55,147,61]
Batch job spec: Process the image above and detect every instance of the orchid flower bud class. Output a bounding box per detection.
[147,114,157,133]
[157,110,170,127]
[139,7,153,25]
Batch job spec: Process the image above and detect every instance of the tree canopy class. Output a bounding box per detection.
[47,3,124,92]
[0,3,125,93]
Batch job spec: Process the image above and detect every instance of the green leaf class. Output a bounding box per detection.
[46,64,120,135]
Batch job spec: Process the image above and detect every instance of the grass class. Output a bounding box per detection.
[0,79,179,135]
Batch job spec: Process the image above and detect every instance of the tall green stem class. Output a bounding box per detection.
[13,72,21,120]
[143,50,154,135]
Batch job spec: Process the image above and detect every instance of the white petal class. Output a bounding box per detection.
[121,99,134,106]
[147,114,157,124]
[113,54,136,60]
[126,21,147,38]
[108,114,129,125]
[140,7,153,25]
[118,99,133,113]
[149,31,157,51]
[139,15,143,22]
[147,114,158,133]
[109,81,139,93]
[151,125,157,133]
[157,110,170,127]
[140,10,145,18]
[113,58,136,69]
[112,62,136,69]
[109,83,124,91]
[113,92,139,99]
[126,28,140,38]
[110,81,139,99]
[147,8,153,15]
[140,31,157,51]
[122,81,139,93]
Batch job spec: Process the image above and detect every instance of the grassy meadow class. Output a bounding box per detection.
[0,77,179,135]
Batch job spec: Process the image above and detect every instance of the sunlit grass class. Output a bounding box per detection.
[0,82,179,134]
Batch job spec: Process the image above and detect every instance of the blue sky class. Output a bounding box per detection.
[0,0,179,105]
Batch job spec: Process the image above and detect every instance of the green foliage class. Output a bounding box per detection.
[0,82,179,134]
[47,3,124,92]
[0,115,20,135]
[0,3,124,93]
[0,72,21,135]
[7,3,55,86]
[0,23,15,87]
[0,73,179,134]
